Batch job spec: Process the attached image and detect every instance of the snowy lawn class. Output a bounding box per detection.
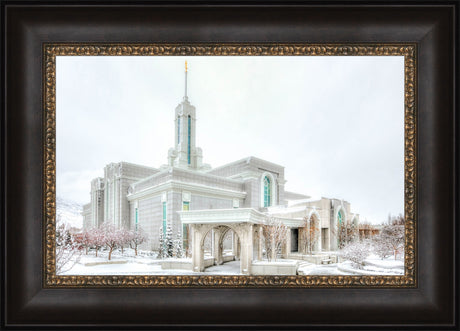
[361,254,404,275]
[60,248,244,275]
[298,254,404,275]
[298,263,352,275]
[60,249,404,276]
[62,259,243,276]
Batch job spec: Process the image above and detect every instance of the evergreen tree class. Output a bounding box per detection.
[165,223,174,258]
[173,232,185,258]
[158,226,166,259]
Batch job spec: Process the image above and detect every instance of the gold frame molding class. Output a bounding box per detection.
[43,43,416,288]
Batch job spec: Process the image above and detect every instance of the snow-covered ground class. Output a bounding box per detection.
[61,249,404,276]
[62,257,242,276]
[298,263,351,275]
[56,196,83,230]
[297,254,404,276]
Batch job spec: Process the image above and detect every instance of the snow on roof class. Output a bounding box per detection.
[207,155,285,172]
[284,191,310,200]
[267,205,307,215]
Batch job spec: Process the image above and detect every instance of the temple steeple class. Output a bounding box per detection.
[167,62,210,171]
[184,60,188,100]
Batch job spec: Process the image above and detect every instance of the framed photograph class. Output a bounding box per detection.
[50,49,411,283]
[3,1,457,329]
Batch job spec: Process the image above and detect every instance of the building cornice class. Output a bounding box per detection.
[179,208,266,225]
[127,180,246,201]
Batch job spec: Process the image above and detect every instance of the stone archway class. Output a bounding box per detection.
[179,208,266,275]
[190,222,255,274]
[201,225,240,266]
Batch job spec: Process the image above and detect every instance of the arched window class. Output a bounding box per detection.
[337,210,344,226]
[263,176,271,207]
[337,209,344,247]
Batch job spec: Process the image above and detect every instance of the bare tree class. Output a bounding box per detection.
[91,225,106,257]
[79,229,92,255]
[130,227,148,256]
[262,217,288,261]
[101,222,122,261]
[55,216,81,274]
[337,220,358,249]
[372,237,393,260]
[301,216,319,255]
[377,215,405,260]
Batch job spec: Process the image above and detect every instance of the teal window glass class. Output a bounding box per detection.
[338,210,343,225]
[183,201,189,211]
[263,176,271,207]
[187,115,191,164]
[135,208,138,231]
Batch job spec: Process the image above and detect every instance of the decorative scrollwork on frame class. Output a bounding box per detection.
[43,43,416,288]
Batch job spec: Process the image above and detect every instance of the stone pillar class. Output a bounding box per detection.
[211,229,215,257]
[283,229,291,259]
[191,225,205,272]
[240,224,253,275]
[213,228,224,265]
[233,234,240,260]
[258,226,263,261]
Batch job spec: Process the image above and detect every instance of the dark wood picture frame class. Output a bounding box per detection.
[2,1,457,328]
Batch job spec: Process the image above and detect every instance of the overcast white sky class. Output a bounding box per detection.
[56,56,404,224]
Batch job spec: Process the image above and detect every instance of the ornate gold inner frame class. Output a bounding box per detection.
[43,44,416,288]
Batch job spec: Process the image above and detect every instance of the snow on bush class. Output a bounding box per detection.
[372,215,405,260]
[372,236,394,260]
[339,240,371,269]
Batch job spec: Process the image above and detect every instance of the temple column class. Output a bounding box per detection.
[240,224,253,275]
[191,225,205,272]
[213,227,224,265]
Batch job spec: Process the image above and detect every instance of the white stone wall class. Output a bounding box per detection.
[134,195,163,251]
[82,203,92,229]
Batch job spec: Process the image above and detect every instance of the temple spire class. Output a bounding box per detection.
[184,61,188,100]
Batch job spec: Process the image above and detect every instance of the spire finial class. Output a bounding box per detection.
[184,61,188,99]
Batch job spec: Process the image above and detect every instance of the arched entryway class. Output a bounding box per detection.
[201,225,241,267]
[189,222,256,274]
[180,208,266,275]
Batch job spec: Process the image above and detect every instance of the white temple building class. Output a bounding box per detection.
[82,62,360,274]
